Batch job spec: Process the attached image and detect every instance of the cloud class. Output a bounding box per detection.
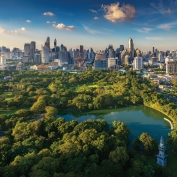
[43,12,55,16]
[89,9,97,13]
[0,27,18,34]
[21,27,26,31]
[146,37,165,40]
[26,20,31,23]
[136,28,153,33]
[101,2,136,22]
[53,23,75,30]
[46,21,56,24]
[150,1,172,14]
[83,25,103,34]
[157,21,177,30]
[93,17,99,20]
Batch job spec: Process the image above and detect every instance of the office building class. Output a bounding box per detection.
[124,55,130,65]
[0,55,6,65]
[41,45,49,63]
[30,41,36,61]
[133,57,143,70]
[34,53,41,64]
[93,52,107,69]
[80,45,84,58]
[54,39,57,52]
[24,43,30,56]
[166,60,177,74]
[121,49,129,64]
[128,38,134,58]
[109,48,115,58]
[108,58,116,68]
[45,37,50,49]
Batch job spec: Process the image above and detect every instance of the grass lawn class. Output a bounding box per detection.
[0,92,14,101]
[0,107,30,115]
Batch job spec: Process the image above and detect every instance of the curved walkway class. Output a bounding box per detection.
[164,118,174,130]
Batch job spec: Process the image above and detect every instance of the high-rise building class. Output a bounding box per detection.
[30,41,36,61]
[133,57,143,70]
[45,37,50,49]
[128,38,134,58]
[34,53,41,64]
[54,38,57,52]
[24,43,30,56]
[93,52,107,69]
[124,55,130,65]
[166,60,177,74]
[41,45,49,63]
[0,55,6,65]
[108,58,116,68]
[80,45,84,58]
[108,48,114,58]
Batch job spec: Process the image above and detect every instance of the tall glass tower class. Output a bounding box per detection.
[128,38,134,58]
[45,37,50,49]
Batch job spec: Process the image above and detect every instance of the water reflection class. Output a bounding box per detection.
[57,106,171,141]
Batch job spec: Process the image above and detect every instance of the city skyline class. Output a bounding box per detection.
[0,0,177,52]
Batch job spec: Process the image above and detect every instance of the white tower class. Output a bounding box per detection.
[156,137,167,166]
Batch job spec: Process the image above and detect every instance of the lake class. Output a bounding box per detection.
[57,105,171,141]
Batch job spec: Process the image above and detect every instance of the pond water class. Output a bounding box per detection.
[57,105,171,141]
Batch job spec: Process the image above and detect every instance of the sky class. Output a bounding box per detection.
[0,0,177,52]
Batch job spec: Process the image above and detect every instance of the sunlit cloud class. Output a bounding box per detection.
[0,27,18,35]
[101,2,136,22]
[21,27,26,31]
[53,23,75,30]
[26,20,31,23]
[93,17,99,20]
[43,12,55,16]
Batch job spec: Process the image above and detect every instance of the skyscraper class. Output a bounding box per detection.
[30,41,36,61]
[45,37,50,49]
[80,45,84,58]
[133,57,143,70]
[54,38,57,52]
[24,43,30,56]
[0,55,6,65]
[41,45,49,63]
[128,38,134,58]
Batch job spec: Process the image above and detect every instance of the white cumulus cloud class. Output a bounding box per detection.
[21,27,26,31]
[26,20,31,23]
[53,23,75,30]
[102,2,136,22]
[43,12,55,16]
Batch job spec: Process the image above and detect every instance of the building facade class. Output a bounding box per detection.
[133,57,143,70]
[166,60,177,74]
